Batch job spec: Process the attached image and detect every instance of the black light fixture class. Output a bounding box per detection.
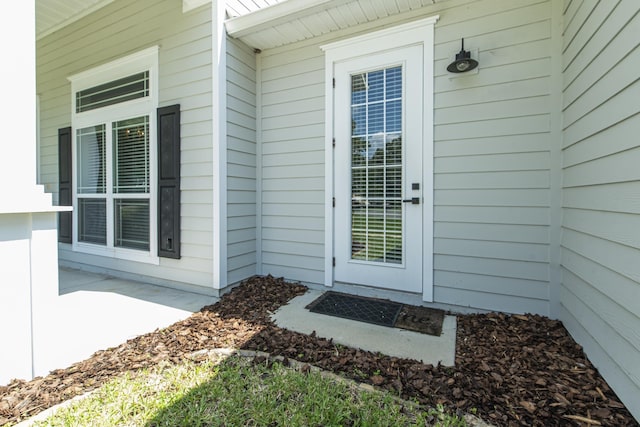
[447,38,478,73]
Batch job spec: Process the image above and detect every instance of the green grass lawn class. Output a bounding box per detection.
[30,355,466,427]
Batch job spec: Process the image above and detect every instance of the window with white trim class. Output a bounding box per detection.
[69,47,158,263]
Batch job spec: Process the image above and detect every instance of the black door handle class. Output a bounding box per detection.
[402,197,420,205]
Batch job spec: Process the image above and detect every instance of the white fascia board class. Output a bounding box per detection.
[225,0,354,38]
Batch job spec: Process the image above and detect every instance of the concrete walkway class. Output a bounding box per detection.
[31,268,217,378]
[272,290,457,366]
[32,269,454,379]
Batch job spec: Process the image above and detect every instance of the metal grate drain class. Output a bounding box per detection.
[306,291,402,327]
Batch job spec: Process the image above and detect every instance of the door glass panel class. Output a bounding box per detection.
[350,66,402,264]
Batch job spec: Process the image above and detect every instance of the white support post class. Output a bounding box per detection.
[0,1,70,384]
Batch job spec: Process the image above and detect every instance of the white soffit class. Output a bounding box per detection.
[226,0,441,50]
[36,0,114,40]
[36,0,282,40]
[226,0,287,18]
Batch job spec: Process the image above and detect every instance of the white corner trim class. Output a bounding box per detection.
[255,53,264,276]
[183,0,210,13]
[548,0,564,319]
[212,0,228,290]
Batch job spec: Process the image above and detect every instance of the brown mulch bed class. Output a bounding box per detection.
[0,276,636,426]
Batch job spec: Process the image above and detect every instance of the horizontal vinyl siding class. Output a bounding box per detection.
[257,0,554,313]
[560,0,640,419]
[432,0,552,314]
[37,0,215,290]
[226,36,257,284]
[258,44,326,285]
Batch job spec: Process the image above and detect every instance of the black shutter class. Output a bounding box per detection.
[157,104,181,258]
[58,127,72,243]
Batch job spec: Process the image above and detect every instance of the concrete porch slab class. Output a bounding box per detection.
[271,290,457,366]
[28,268,217,379]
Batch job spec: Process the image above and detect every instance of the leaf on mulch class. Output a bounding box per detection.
[370,375,385,385]
[520,400,536,413]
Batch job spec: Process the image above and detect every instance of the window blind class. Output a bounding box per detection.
[350,66,403,264]
[115,199,150,250]
[113,116,150,194]
[78,198,106,244]
[77,125,106,194]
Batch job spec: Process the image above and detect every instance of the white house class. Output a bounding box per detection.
[1,0,636,419]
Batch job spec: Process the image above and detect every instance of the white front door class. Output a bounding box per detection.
[334,45,424,293]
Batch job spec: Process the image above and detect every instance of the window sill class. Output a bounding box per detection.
[73,242,160,265]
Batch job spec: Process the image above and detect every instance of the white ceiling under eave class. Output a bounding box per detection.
[36,0,114,40]
[35,0,284,40]
[226,0,287,18]
[225,0,441,51]
[37,0,443,50]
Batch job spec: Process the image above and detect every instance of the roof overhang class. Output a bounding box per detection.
[37,0,443,51]
[36,0,213,40]
[225,0,441,51]
[36,0,114,40]
[226,0,348,39]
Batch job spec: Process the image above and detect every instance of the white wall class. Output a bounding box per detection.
[0,212,62,384]
[0,1,64,385]
[257,0,557,314]
[559,0,640,419]
[37,0,216,292]
[0,215,36,384]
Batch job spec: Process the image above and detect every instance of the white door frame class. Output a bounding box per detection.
[321,15,438,301]
[333,47,423,292]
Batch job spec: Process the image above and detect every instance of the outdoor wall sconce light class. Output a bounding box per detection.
[447,38,478,73]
